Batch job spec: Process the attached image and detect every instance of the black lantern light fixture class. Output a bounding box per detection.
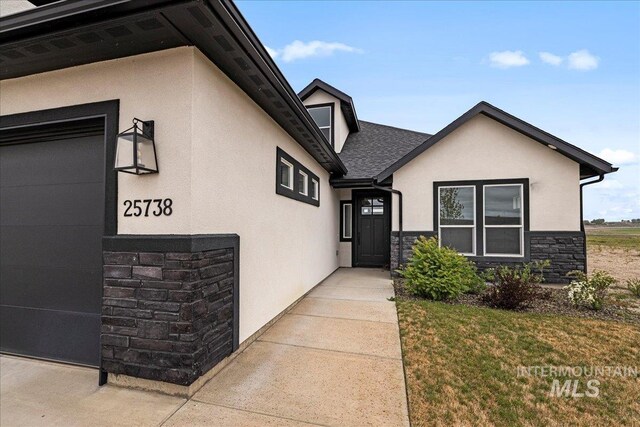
[114,118,158,174]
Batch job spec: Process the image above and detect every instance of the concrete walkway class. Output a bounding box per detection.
[0,268,409,427]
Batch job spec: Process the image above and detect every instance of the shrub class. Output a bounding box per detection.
[626,278,640,298]
[482,261,548,310]
[397,236,483,300]
[567,270,616,310]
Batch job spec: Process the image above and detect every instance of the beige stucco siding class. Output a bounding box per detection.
[302,90,350,153]
[0,47,340,343]
[392,115,581,232]
[190,51,340,340]
[0,47,195,235]
[337,189,353,267]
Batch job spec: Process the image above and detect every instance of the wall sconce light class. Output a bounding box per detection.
[114,118,158,174]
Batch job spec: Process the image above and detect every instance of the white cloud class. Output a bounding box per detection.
[539,52,563,66]
[488,50,530,68]
[267,40,363,63]
[264,46,279,59]
[597,148,638,166]
[567,49,599,71]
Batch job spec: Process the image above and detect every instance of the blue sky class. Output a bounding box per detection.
[237,1,640,221]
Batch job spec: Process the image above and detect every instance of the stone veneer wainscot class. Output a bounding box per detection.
[101,235,239,385]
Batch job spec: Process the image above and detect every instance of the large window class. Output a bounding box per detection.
[307,104,333,145]
[435,179,528,258]
[483,184,524,256]
[275,147,319,206]
[438,186,475,255]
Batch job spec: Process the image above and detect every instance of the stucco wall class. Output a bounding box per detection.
[302,90,350,153]
[190,51,340,341]
[0,47,195,235]
[0,47,341,343]
[392,115,581,232]
[337,189,353,267]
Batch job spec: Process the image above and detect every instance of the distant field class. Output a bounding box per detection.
[585,227,640,251]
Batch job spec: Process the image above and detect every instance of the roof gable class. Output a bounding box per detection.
[376,101,617,181]
[298,79,360,133]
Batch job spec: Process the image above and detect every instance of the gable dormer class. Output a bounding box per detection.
[299,79,360,153]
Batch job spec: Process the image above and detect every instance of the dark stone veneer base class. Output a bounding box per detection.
[391,231,585,283]
[101,234,239,386]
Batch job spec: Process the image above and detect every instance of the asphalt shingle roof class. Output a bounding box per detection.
[338,121,431,180]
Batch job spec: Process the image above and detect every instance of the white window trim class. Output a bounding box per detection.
[311,179,319,200]
[483,183,524,257]
[298,170,308,196]
[342,202,352,239]
[280,158,293,190]
[308,105,332,141]
[437,185,476,256]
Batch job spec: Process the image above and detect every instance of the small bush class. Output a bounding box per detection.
[482,261,548,310]
[397,236,483,300]
[626,278,640,298]
[567,270,616,310]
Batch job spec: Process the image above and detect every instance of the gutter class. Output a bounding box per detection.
[372,181,404,269]
[579,174,605,273]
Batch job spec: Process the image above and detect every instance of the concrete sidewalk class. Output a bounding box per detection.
[1,268,409,427]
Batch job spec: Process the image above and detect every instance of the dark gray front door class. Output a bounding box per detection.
[0,121,104,366]
[354,192,390,267]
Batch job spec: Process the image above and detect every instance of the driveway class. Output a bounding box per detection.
[1,268,409,426]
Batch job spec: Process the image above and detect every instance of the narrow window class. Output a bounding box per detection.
[438,186,475,255]
[298,170,308,195]
[311,179,319,200]
[341,202,353,240]
[307,105,332,144]
[484,184,524,256]
[279,158,293,190]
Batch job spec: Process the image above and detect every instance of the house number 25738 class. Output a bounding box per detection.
[123,199,173,217]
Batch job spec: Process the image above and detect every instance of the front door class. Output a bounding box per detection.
[354,192,390,267]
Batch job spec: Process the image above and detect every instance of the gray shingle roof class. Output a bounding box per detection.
[337,121,431,180]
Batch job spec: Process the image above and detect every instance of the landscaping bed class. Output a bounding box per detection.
[393,279,640,326]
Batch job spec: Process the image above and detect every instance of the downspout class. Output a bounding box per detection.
[373,181,403,268]
[579,174,605,273]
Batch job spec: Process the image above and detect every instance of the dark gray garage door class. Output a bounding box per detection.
[0,119,104,366]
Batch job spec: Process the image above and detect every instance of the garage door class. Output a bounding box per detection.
[0,119,105,366]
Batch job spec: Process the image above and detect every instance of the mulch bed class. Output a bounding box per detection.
[393,279,640,326]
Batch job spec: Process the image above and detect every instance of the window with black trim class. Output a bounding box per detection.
[307,103,333,146]
[340,201,352,241]
[434,179,528,258]
[483,184,524,256]
[276,147,320,206]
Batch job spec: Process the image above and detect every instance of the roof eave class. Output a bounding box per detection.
[0,0,347,175]
[376,101,617,182]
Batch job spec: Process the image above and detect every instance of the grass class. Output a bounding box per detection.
[397,300,640,426]
[586,227,640,251]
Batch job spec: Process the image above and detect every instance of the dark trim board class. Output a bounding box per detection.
[275,147,320,207]
[298,78,360,133]
[433,178,530,259]
[0,100,120,236]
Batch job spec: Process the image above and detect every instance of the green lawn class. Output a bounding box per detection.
[397,300,640,426]
[585,227,640,251]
